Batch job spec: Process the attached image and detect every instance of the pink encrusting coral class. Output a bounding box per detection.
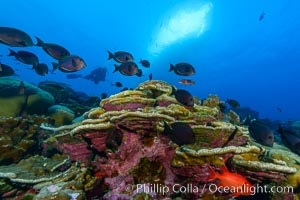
[58,143,91,164]
[83,131,111,152]
[102,102,151,111]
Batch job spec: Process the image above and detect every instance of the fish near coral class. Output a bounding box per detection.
[0,63,15,77]
[107,50,134,63]
[169,63,195,76]
[35,36,70,60]
[277,125,300,155]
[136,69,143,77]
[101,93,108,99]
[206,165,253,197]
[33,63,49,76]
[52,55,86,73]
[113,61,139,76]
[172,87,194,107]
[248,120,274,147]
[8,49,39,67]
[163,121,195,146]
[0,27,33,47]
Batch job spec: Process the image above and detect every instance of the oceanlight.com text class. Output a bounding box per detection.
[132,183,293,196]
[208,184,293,195]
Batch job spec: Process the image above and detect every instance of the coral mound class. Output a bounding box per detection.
[36,80,300,199]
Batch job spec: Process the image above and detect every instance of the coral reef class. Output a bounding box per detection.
[1,80,299,199]
[38,80,300,199]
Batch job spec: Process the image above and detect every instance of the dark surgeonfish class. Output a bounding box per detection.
[226,99,240,109]
[107,50,134,63]
[33,63,48,76]
[277,125,300,155]
[169,63,195,76]
[172,87,194,107]
[0,27,33,47]
[0,63,15,77]
[149,73,153,80]
[136,69,143,77]
[83,67,107,84]
[113,61,141,76]
[52,55,86,73]
[140,59,150,68]
[35,37,70,60]
[163,121,195,146]
[248,120,274,147]
[259,12,265,21]
[100,92,108,99]
[8,49,39,67]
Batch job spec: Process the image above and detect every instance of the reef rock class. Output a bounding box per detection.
[0,78,54,117]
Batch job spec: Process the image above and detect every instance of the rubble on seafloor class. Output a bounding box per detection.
[0,80,299,199]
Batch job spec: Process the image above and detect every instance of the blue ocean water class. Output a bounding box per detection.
[1,0,299,120]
